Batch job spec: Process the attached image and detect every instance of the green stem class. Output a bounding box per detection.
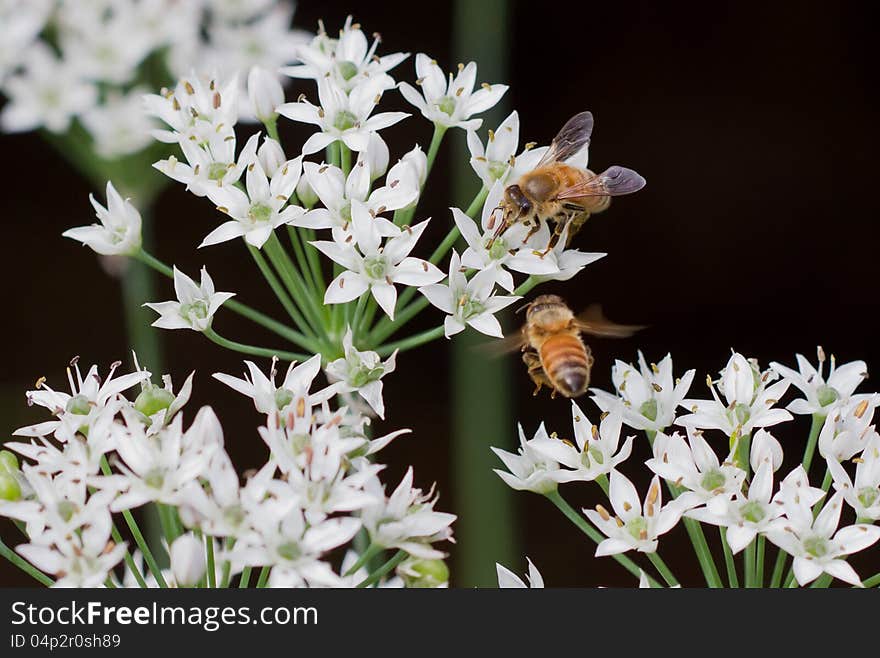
[356,550,407,588]
[647,552,679,588]
[344,543,383,577]
[395,124,447,226]
[545,490,658,585]
[720,528,740,587]
[265,117,280,142]
[350,294,370,343]
[803,413,825,474]
[340,144,352,177]
[513,276,541,297]
[0,534,55,586]
[755,534,765,588]
[264,233,326,338]
[256,566,271,588]
[238,566,252,588]
[810,573,833,588]
[219,538,234,588]
[595,473,610,496]
[203,327,310,362]
[286,225,318,297]
[120,509,168,588]
[769,548,788,588]
[375,326,445,356]
[206,535,216,588]
[667,481,723,587]
[248,244,317,339]
[111,523,149,589]
[744,539,756,588]
[861,571,880,588]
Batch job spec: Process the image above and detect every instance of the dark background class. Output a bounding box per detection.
[2,1,878,586]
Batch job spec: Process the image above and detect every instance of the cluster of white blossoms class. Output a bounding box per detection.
[0,0,308,157]
[0,355,454,587]
[495,349,880,588]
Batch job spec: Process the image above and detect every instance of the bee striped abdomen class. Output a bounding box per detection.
[540,333,591,398]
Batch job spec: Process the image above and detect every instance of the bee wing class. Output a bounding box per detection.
[574,304,646,338]
[536,111,594,167]
[556,166,646,200]
[478,327,529,358]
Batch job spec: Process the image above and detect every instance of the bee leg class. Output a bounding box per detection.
[522,350,550,396]
[540,215,569,257]
[522,220,542,244]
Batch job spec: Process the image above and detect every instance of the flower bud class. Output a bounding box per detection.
[401,145,427,187]
[0,450,19,474]
[257,138,286,177]
[399,557,449,588]
[170,533,206,587]
[134,386,175,418]
[0,472,21,501]
[364,132,390,181]
[295,174,318,209]
[248,67,284,123]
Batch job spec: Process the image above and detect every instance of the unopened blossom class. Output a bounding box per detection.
[420,251,520,339]
[398,54,507,130]
[282,16,409,92]
[293,157,418,242]
[771,348,868,416]
[749,428,784,472]
[131,357,194,428]
[1,42,96,133]
[213,354,337,417]
[277,76,408,154]
[202,157,305,248]
[312,201,443,319]
[14,358,147,443]
[144,266,234,332]
[396,556,448,588]
[765,490,880,586]
[154,132,260,198]
[497,558,544,588]
[646,428,745,509]
[248,66,284,123]
[678,352,792,438]
[827,434,880,520]
[817,395,880,462]
[492,423,567,494]
[361,467,456,559]
[685,460,781,553]
[256,136,286,176]
[63,181,142,257]
[325,329,397,419]
[79,88,156,158]
[584,472,685,555]
[592,352,696,433]
[169,533,207,587]
[529,403,634,483]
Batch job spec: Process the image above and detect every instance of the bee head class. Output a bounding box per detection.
[504,184,532,215]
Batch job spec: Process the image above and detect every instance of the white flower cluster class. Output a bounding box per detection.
[0,0,309,157]
[0,356,454,587]
[494,348,880,587]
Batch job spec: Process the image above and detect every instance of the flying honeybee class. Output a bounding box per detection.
[489,111,646,254]
[497,295,643,399]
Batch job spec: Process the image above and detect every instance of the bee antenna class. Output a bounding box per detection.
[515,301,531,314]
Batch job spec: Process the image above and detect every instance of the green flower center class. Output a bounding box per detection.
[333,110,358,131]
[816,385,839,407]
[0,450,19,474]
[488,238,508,261]
[363,255,387,281]
[274,387,294,410]
[134,387,176,417]
[248,202,273,224]
[700,469,726,492]
[207,162,229,181]
[223,504,245,527]
[625,516,648,542]
[338,60,359,81]
[180,300,209,322]
[339,202,352,223]
[0,473,21,502]
[857,487,879,509]
[350,363,384,388]
[437,96,456,117]
[640,399,658,422]
[488,160,509,180]
[803,536,829,558]
[732,403,751,426]
[277,542,302,561]
[144,468,165,490]
[56,500,78,522]
[740,500,766,523]
[402,558,449,588]
[458,294,485,320]
[65,394,91,416]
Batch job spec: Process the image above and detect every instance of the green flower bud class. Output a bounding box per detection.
[274,387,294,410]
[56,500,78,523]
[401,558,449,588]
[277,542,302,561]
[437,96,456,117]
[134,387,176,417]
[640,399,658,422]
[248,202,273,224]
[333,109,358,131]
[337,60,359,81]
[487,237,508,261]
[816,385,840,408]
[0,450,19,474]
[740,500,766,524]
[65,394,92,415]
[363,255,387,281]
[625,516,648,542]
[208,162,229,181]
[0,473,21,501]
[857,487,879,510]
[804,536,828,559]
[700,469,726,492]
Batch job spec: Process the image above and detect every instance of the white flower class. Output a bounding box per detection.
[827,433,880,520]
[646,428,745,508]
[678,352,792,437]
[63,181,142,256]
[419,251,520,339]
[817,395,880,462]
[398,54,507,130]
[749,428,784,472]
[144,73,240,145]
[773,464,827,509]
[144,266,234,332]
[592,352,696,433]
[282,16,408,91]
[770,348,867,416]
[79,87,156,158]
[0,0,51,82]
[277,76,408,154]
[361,468,456,559]
[466,110,522,188]
[585,472,685,556]
[169,533,207,587]
[154,132,260,198]
[497,558,544,588]
[200,157,305,248]
[293,157,418,242]
[325,329,397,419]
[213,354,337,416]
[765,490,880,586]
[0,42,96,133]
[529,403,634,483]
[492,423,567,494]
[685,460,781,553]
[247,66,284,123]
[311,201,443,319]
